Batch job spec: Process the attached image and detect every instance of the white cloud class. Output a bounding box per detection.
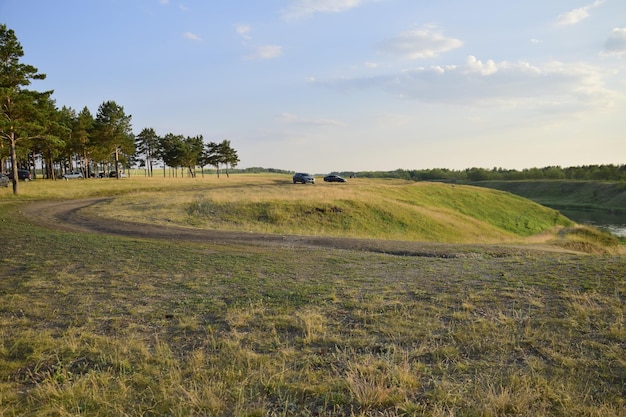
[182,32,202,41]
[602,28,626,56]
[399,59,612,108]
[246,45,283,60]
[236,24,252,40]
[466,56,498,75]
[282,0,365,19]
[316,57,617,112]
[377,26,463,60]
[556,0,604,25]
[236,26,281,60]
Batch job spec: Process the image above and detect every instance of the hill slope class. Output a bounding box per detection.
[471,181,626,213]
[98,180,573,244]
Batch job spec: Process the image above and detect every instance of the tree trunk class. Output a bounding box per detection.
[29,153,36,180]
[114,147,120,179]
[84,150,90,178]
[9,132,19,195]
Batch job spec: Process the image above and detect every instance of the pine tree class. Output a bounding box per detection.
[0,24,49,194]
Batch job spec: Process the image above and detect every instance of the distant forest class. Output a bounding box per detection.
[237,164,626,182]
[353,165,626,182]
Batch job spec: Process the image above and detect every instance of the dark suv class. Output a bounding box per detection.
[8,169,31,181]
[292,173,315,184]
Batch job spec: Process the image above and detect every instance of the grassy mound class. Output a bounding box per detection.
[184,182,574,243]
[9,174,615,248]
[553,226,621,253]
[97,180,573,244]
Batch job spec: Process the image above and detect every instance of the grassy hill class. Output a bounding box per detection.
[90,178,573,244]
[471,180,626,213]
[4,174,618,251]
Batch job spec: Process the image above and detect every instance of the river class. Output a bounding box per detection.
[559,209,626,238]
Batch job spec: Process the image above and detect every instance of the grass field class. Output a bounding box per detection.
[1,175,624,416]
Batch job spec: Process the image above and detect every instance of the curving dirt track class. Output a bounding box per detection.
[23,198,561,258]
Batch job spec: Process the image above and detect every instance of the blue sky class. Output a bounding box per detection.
[2,0,626,173]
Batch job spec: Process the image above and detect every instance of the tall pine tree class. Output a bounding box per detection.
[0,24,49,194]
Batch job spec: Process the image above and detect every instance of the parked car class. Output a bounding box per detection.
[292,173,315,184]
[8,169,31,181]
[0,173,9,188]
[323,174,346,183]
[108,171,127,178]
[62,171,83,179]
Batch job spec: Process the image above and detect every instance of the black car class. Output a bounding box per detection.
[0,173,9,188]
[293,173,315,184]
[323,175,346,183]
[7,169,31,181]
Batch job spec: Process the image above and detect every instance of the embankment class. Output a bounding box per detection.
[471,181,626,214]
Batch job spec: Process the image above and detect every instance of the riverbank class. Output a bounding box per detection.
[470,180,626,239]
[471,180,626,213]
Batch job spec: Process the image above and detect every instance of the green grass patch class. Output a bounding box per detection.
[473,180,626,213]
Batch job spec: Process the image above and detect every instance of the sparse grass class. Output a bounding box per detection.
[0,175,624,416]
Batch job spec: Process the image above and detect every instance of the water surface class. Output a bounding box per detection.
[559,209,626,238]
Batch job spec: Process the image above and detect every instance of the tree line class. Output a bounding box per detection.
[352,165,626,182]
[135,129,239,179]
[0,24,238,194]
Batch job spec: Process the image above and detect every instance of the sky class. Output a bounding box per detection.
[2,0,626,174]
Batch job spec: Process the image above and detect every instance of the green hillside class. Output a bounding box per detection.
[103,180,574,244]
[472,181,626,213]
